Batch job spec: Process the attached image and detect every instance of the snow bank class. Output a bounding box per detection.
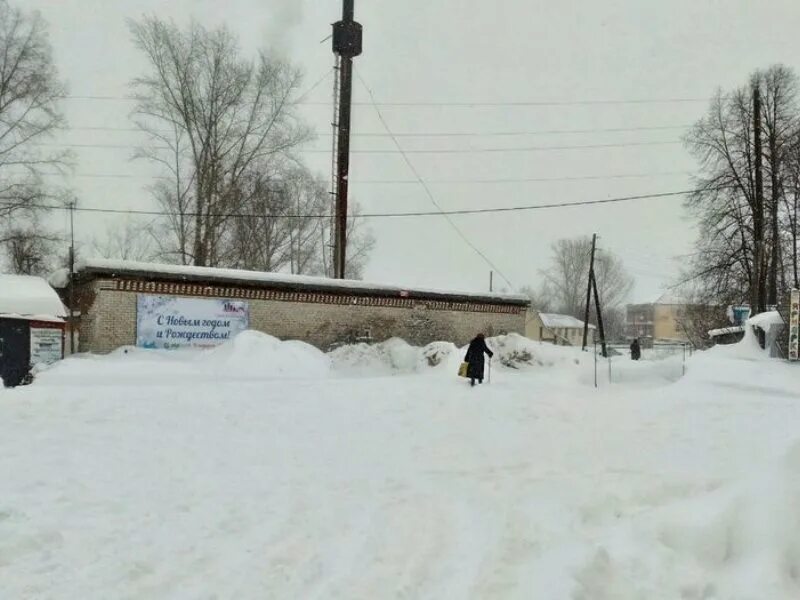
[35,332,331,385]
[329,338,420,376]
[6,323,800,598]
[490,333,585,370]
[203,330,330,380]
[327,334,588,378]
[569,440,800,598]
[33,332,591,388]
[329,338,464,377]
[705,310,783,361]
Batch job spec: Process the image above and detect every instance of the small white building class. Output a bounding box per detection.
[526,311,596,346]
[0,274,67,387]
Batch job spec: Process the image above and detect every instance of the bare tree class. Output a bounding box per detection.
[684,65,800,308]
[539,237,634,324]
[316,201,375,280]
[222,165,325,273]
[129,17,312,267]
[519,285,552,313]
[91,218,158,262]
[1,219,59,275]
[785,130,800,288]
[0,1,67,229]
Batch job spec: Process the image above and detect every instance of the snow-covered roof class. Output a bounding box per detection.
[539,313,595,330]
[708,325,745,338]
[748,310,784,330]
[71,259,530,305]
[0,274,67,319]
[655,291,688,305]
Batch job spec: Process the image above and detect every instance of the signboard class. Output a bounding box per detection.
[136,295,249,350]
[30,327,63,366]
[727,305,751,326]
[789,289,800,362]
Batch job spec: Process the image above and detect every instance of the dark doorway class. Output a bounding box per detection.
[0,318,31,387]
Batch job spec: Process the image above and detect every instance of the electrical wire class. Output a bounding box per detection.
[55,124,692,137]
[38,170,691,184]
[33,140,682,154]
[354,70,517,288]
[1,188,726,220]
[59,94,714,107]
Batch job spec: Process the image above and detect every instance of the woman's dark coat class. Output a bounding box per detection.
[630,339,641,361]
[465,337,494,380]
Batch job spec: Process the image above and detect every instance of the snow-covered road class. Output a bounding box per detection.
[2,333,800,598]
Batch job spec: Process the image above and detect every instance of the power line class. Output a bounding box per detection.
[352,171,691,184]
[59,94,713,107]
[330,125,692,137]
[355,71,516,288]
[40,172,171,180]
[0,187,723,220]
[301,140,682,154]
[39,170,690,184]
[296,68,335,104]
[34,139,682,154]
[55,68,335,108]
[54,124,692,138]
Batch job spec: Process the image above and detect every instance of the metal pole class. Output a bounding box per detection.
[582,233,597,351]
[594,335,598,388]
[68,201,76,354]
[490,271,493,292]
[682,343,686,376]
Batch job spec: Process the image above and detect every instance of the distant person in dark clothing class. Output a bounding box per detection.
[630,338,641,361]
[465,333,494,386]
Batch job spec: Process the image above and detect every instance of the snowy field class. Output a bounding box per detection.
[2,331,800,598]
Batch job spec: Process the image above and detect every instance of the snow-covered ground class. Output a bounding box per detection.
[2,330,800,598]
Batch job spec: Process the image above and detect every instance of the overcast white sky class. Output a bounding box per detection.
[25,0,800,302]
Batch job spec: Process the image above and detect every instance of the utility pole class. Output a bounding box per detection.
[753,81,766,315]
[68,201,76,354]
[582,233,597,351]
[331,0,362,279]
[591,271,608,358]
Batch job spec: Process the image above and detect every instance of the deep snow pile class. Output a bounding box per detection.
[328,333,588,377]
[2,331,800,598]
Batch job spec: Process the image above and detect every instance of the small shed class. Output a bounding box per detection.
[0,274,67,387]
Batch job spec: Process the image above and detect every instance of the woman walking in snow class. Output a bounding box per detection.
[465,333,494,387]
[630,338,641,361]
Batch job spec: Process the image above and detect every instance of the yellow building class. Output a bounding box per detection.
[626,292,690,344]
[526,310,596,346]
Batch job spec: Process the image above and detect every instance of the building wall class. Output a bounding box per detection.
[653,304,690,341]
[626,304,655,340]
[525,311,546,341]
[78,278,527,353]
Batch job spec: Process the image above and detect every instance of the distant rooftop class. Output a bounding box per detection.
[539,312,595,330]
[654,291,689,305]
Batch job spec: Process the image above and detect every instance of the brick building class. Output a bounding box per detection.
[57,260,529,354]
